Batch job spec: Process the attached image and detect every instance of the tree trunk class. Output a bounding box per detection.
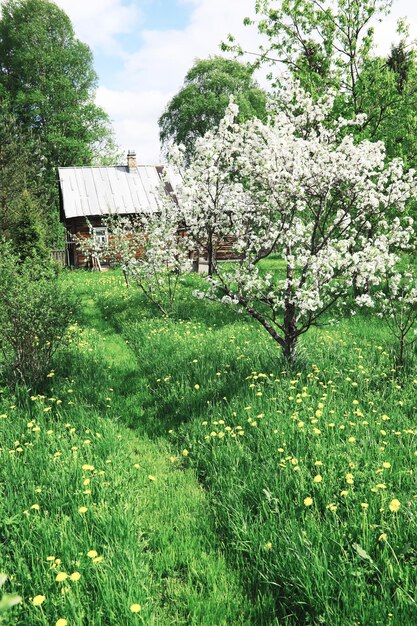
[283,255,297,362]
[399,330,406,368]
[283,301,297,362]
[207,232,215,276]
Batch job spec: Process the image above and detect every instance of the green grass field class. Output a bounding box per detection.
[1,268,417,625]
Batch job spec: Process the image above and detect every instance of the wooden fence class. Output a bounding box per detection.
[51,249,67,266]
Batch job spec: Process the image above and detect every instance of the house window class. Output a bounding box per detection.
[93,226,108,247]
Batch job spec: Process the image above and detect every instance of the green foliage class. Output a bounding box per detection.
[0,243,74,386]
[355,47,417,170]
[10,190,47,261]
[0,0,113,167]
[0,99,43,237]
[159,56,267,160]
[246,0,392,99]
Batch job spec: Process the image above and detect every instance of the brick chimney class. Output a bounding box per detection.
[127,149,137,172]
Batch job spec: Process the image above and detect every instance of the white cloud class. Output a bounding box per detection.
[55,0,141,52]
[123,0,261,93]
[96,86,169,162]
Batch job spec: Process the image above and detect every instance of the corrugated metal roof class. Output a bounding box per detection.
[58,165,165,219]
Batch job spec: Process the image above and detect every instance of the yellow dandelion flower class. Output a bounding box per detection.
[87,550,98,558]
[194,384,200,390]
[148,475,156,481]
[361,502,369,510]
[82,464,94,471]
[55,572,68,582]
[130,604,142,613]
[78,506,88,514]
[340,490,349,497]
[382,462,391,469]
[264,542,272,551]
[345,473,354,485]
[32,595,46,606]
[304,497,313,507]
[378,533,388,542]
[313,475,323,483]
[93,556,104,564]
[30,504,40,511]
[182,449,189,457]
[56,620,68,626]
[388,499,401,513]
[69,572,81,582]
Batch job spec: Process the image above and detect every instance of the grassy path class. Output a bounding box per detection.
[76,294,252,625]
[0,280,252,625]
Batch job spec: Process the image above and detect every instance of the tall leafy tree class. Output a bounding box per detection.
[159,56,267,161]
[0,0,118,241]
[0,0,114,167]
[226,0,392,101]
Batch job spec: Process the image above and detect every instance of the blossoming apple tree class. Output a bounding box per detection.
[169,84,416,361]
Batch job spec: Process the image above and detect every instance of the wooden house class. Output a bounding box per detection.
[58,150,238,269]
[58,151,167,268]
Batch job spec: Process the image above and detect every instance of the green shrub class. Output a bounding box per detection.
[10,190,47,261]
[0,242,74,386]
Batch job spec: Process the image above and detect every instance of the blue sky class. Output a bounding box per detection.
[48,0,417,163]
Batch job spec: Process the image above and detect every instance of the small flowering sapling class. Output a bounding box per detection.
[375,267,417,366]
[77,209,192,316]
[124,202,192,315]
[99,215,143,287]
[177,85,416,361]
[72,173,192,314]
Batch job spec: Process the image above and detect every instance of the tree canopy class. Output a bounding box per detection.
[0,0,118,242]
[0,0,115,168]
[159,56,267,160]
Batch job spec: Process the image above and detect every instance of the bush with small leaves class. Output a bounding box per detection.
[0,242,75,387]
